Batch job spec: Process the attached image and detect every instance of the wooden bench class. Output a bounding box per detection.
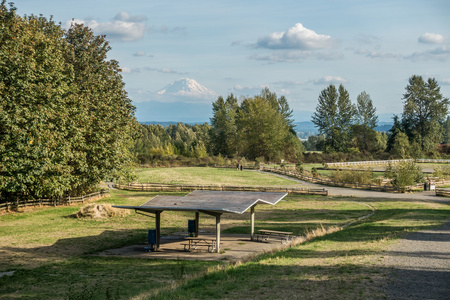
[256,229,293,244]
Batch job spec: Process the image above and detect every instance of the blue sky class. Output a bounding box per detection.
[16,0,450,122]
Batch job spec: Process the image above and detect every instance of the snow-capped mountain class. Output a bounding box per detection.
[156,78,218,99]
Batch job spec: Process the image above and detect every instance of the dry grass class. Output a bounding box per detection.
[71,203,130,219]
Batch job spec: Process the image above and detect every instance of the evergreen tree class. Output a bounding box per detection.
[337,85,356,151]
[312,84,355,153]
[353,91,378,152]
[386,115,404,152]
[356,91,378,129]
[402,75,449,152]
[209,94,238,156]
[443,116,450,144]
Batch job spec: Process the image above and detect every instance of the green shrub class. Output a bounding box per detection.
[331,169,373,185]
[385,161,424,191]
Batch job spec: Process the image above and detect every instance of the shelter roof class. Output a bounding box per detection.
[113,190,287,215]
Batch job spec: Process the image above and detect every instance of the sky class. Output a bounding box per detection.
[15,0,450,123]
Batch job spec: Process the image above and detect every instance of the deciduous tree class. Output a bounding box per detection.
[0,2,138,202]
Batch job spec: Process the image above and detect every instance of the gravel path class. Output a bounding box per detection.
[263,170,449,203]
[261,171,450,299]
[383,219,450,299]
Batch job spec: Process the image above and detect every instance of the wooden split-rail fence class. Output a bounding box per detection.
[0,190,109,213]
[113,182,328,196]
[260,167,426,193]
[326,159,450,168]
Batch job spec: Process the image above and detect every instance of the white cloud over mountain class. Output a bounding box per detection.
[256,23,336,50]
[69,12,147,42]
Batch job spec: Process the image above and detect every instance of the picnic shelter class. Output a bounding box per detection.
[113,190,287,253]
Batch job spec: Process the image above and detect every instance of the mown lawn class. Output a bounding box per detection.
[1,170,448,299]
[0,189,376,299]
[134,167,303,186]
[152,199,449,300]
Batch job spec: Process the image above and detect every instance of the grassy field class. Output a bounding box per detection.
[153,198,449,300]
[1,188,381,299]
[134,167,302,186]
[1,168,449,299]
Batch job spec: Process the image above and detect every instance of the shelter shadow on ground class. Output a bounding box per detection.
[94,233,297,262]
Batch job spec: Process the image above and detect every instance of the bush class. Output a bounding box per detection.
[385,161,424,191]
[331,169,374,185]
[295,162,304,174]
[311,167,319,177]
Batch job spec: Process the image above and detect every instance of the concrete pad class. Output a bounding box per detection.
[94,233,294,262]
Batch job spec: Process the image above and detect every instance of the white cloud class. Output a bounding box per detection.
[250,50,342,63]
[273,80,306,87]
[313,76,347,85]
[143,67,188,75]
[418,33,449,44]
[68,12,147,42]
[256,23,336,50]
[355,49,400,59]
[233,84,268,95]
[120,67,141,74]
[441,78,450,85]
[406,46,450,61]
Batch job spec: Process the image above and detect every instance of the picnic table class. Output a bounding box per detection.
[183,236,217,252]
[256,229,293,244]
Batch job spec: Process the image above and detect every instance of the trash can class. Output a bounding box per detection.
[188,219,196,235]
[148,229,156,244]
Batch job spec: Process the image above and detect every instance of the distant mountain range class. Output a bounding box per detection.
[294,121,393,139]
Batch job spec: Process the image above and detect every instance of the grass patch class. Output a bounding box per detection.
[0,191,373,299]
[134,167,301,186]
[1,186,448,299]
[151,198,449,299]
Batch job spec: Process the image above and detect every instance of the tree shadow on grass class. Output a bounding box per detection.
[1,227,175,270]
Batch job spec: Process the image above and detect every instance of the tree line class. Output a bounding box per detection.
[0,2,138,202]
[135,76,449,165]
[133,88,304,165]
[311,75,448,158]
